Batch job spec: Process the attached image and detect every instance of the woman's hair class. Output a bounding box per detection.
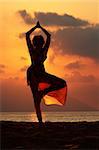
[32,35,45,47]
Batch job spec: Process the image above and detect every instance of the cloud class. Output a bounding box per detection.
[20,65,28,72]
[19,33,26,39]
[0,69,5,74]
[1,76,98,111]
[18,10,89,27]
[20,56,27,61]
[66,96,98,111]
[68,71,96,83]
[48,54,56,64]
[18,10,34,24]
[66,61,84,69]
[9,76,19,80]
[53,25,99,60]
[18,10,98,61]
[0,78,33,112]
[68,82,99,110]
[19,25,99,61]
[0,64,6,68]
[34,12,89,27]
[0,64,6,74]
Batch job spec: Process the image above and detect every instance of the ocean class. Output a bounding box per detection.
[0,111,99,122]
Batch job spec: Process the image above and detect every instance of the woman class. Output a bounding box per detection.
[26,21,67,125]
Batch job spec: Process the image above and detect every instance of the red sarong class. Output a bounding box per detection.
[38,82,67,105]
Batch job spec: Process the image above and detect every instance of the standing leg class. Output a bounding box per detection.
[30,77,43,124]
[34,96,42,124]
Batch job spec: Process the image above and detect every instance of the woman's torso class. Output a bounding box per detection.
[30,48,47,65]
[27,48,47,80]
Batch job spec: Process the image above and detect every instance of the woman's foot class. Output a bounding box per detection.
[38,121,44,128]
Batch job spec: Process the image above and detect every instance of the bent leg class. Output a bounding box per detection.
[39,72,66,96]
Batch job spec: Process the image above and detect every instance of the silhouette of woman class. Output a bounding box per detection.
[26,21,67,125]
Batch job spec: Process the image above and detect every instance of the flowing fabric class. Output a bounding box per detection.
[27,64,67,106]
[38,82,67,105]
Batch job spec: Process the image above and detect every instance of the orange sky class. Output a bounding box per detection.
[0,0,99,111]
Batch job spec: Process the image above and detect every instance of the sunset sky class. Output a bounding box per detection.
[0,0,99,111]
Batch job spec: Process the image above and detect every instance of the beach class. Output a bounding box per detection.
[1,121,99,149]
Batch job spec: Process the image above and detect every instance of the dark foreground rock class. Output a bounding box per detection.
[1,121,99,149]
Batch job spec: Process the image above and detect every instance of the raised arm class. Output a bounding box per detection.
[39,23,51,56]
[26,25,37,57]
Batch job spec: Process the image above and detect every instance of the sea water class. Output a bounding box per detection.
[0,111,99,122]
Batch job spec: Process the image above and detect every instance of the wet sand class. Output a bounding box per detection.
[1,121,99,149]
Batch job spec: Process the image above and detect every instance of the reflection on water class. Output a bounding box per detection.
[0,111,99,122]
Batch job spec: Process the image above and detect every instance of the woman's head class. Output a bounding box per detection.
[32,35,45,48]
